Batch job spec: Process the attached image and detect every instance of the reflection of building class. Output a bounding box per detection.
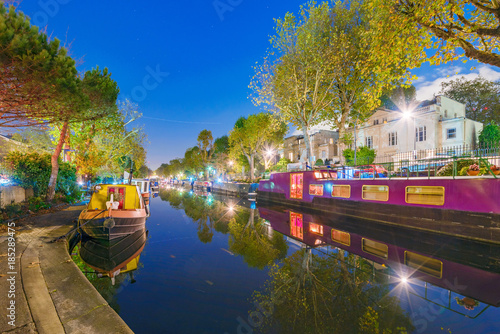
[0,134,28,160]
[345,96,483,159]
[283,130,340,164]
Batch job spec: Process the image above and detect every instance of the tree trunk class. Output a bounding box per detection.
[301,124,312,164]
[47,121,69,201]
[249,154,255,180]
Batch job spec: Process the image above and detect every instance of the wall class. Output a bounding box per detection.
[0,186,32,208]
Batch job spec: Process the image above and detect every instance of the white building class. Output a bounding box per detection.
[345,96,483,160]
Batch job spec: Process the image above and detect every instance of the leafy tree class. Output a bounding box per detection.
[183,146,203,177]
[392,0,500,67]
[380,85,417,111]
[343,146,376,166]
[213,135,229,154]
[270,157,292,172]
[439,76,500,124]
[479,122,500,147]
[229,113,285,180]
[197,129,214,178]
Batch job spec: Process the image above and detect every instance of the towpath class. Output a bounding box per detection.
[0,204,134,334]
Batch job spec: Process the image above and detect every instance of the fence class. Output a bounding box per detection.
[342,144,500,179]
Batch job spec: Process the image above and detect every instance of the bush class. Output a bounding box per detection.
[3,203,22,218]
[28,197,51,212]
[315,159,324,166]
[270,158,291,173]
[437,159,476,176]
[3,151,77,198]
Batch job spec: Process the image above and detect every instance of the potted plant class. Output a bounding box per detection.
[467,163,480,176]
[455,297,479,310]
[490,165,500,175]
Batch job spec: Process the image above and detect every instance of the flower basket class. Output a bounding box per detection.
[467,164,480,176]
[489,165,500,175]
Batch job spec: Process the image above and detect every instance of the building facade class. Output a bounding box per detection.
[282,130,340,164]
[345,96,483,160]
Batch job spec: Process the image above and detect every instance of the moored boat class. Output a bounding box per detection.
[257,170,500,243]
[131,178,151,206]
[79,184,148,240]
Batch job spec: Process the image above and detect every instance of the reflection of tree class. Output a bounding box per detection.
[251,248,413,334]
[228,208,288,269]
[159,188,233,243]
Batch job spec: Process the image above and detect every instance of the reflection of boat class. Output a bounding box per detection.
[149,177,160,192]
[258,170,500,243]
[79,184,148,240]
[258,203,500,307]
[79,228,147,285]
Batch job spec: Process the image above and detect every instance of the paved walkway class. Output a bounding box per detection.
[0,205,134,334]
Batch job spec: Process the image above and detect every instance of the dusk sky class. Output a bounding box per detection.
[16,0,500,169]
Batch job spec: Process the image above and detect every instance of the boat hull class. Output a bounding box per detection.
[79,209,147,240]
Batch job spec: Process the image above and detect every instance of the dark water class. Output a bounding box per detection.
[74,186,500,334]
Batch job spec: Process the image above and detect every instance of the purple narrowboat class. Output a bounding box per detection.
[258,204,500,307]
[257,170,500,243]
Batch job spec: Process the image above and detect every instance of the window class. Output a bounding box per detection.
[289,152,293,161]
[331,229,350,246]
[383,117,387,123]
[447,128,456,139]
[362,185,389,201]
[309,184,324,196]
[444,110,448,117]
[309,223,324,236]
[362,239,388,259]
[332,185,350,198]
[365,136,373,148]
[290,212,303,240]
[373,119,379,125]
[388,132,398,146]
[321,150,326,159]
[290,174,303,199]
[329,138,333,144]
[405,251,442,278]
[406,186,445,206]
[415,126,426,142]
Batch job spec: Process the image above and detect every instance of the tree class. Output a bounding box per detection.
[183,146,203,177]
[46,67,120,200]
[343,146,376,166]
[228,113,285,180]
[393,0,500,67]
[380,85,418,111]
[439,76,500,124]
[479,122,500,147]
[197,129,214,179]
[0,4,80,127]
[251,3,337,162]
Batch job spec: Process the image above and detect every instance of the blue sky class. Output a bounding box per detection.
[15,0,500,169]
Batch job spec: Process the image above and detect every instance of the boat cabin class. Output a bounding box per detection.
[88,184,143,211]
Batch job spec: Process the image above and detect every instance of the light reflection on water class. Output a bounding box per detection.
[74,186,500,334]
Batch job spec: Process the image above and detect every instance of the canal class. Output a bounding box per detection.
[72,186,500,334]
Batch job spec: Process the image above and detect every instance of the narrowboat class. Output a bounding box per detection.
[150,177,160,192]
[131,178,151,205]
[79,228,147,285]
[79,184,148,240]
[257,170,500,243]
[258,204,500,308]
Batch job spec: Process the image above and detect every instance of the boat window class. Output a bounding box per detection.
[331,228,350,246]
[362,185,389,201]
[329,171,338,179]
[290,173,304,199]
[332,185,350,198]
[309,223,323,236]
[362,239,388,258]
[309,184,324,196]
[405,186,445,206]
[405,251,443,278]
[314,171,323,179]
[322,172,330,179]
[290,212,303,240]
[108,187,126,209]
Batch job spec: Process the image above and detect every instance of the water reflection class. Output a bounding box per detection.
[75,186,499,334]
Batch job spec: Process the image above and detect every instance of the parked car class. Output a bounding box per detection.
[399,154,453,175]
[354,165,388,178]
